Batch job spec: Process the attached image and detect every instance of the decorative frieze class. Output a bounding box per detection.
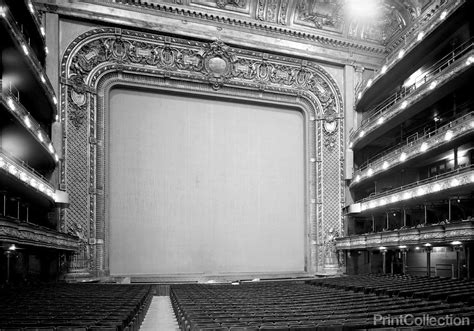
[336,220,474,250]
[0,219,80,251]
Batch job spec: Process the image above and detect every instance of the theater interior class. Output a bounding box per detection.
[0,0,473,330]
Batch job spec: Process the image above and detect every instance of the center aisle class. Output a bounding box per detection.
[140,296,180,330]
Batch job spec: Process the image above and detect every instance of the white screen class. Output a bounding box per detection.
[108,88,306,276]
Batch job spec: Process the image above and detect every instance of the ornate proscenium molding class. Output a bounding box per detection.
[60,27,344,276]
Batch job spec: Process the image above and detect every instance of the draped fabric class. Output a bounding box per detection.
[108,88,305,276]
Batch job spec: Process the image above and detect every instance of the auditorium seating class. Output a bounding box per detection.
[307,274,474,303]
[170,278,474,330]
[0,284,153,331]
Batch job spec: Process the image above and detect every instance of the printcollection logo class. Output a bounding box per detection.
[373,313,471,327]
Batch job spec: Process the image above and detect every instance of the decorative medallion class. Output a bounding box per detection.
[202,40,235,89]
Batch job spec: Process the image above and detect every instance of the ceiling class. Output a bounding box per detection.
[150,0,437,45]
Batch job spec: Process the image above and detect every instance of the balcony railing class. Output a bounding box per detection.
[354,165,474,212]
[356,0,465,106]
[336,219,474,250]
[1,80,59,163]
[350,39,474,144]
[24,0,46,43]
[0,149,55,201]
[0,7,57,111]
[351,111,474,186]
[0,217,80,251]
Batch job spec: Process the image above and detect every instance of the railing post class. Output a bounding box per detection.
[381,249,387,274]
[403,208,407,227]
[467,246,471,280]
[426,246,432,277]
[448,198,452,221]
[401,248,408,275]
[454,245,462,279]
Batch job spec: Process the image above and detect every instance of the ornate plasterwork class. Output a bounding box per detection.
[60,27,344,276]
[336,220,474,250]
[0,220,80,251]
[191,0,249,13]
[102,0,415,45]
[294,0,343,32]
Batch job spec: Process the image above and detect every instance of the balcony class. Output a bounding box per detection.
[1,0,46,64]
[347,164,474,214]
[0,149,55,202]
[351,111,474,188]
[356,0,467,111]
[0,217,80,251]
[0,5,57,122]
[350,39,474,150]
[336,219,474,250]
[1,80,58,165]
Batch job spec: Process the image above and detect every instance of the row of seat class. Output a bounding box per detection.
[0,284,153,331]
[307,274,474,303]
[170,279,474,330]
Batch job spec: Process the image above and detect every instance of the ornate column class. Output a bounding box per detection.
[320,89,344,275]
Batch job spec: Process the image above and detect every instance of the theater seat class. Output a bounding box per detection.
[289,325,317,331]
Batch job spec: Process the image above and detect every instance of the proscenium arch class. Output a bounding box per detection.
[60,27,344,278]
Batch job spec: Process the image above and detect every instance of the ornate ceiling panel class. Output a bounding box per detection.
[118,0,439,45]
[294,0,344,33]
[191,0,250,14]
